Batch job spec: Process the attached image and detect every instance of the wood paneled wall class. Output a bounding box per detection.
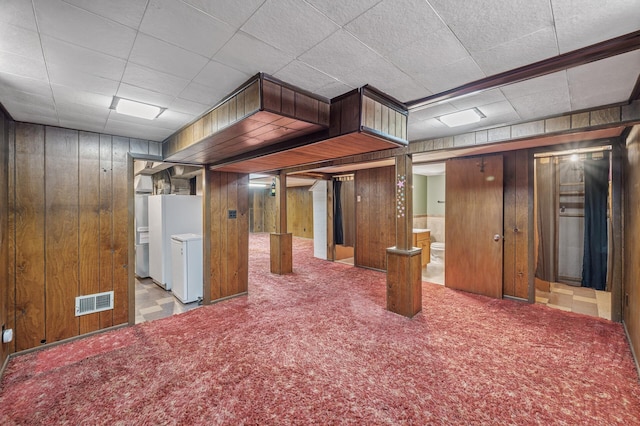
[204,171,249,302]
[0,110,10,365]
[503,150,533,300]
[355,166,396,270]
[7,123,132,352]
[250,186,313,239]
[624,126,640,369]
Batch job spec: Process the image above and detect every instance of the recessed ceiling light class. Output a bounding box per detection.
[110,96,165,120]
[438,108,485,127]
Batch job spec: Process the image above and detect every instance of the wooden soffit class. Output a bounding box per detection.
[162,73,330,164]
[210,86,409,174]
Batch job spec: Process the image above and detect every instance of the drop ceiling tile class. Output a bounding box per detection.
[168,98,211,116]
[501,71,568,99]
[182,0,265,28]
[476,100,520,124]
[154,110,195,129]
[341,57,430,102]
[298,29,380,80]
[8,110,59,126]
[448,89,508,111]
[472,27,558,76]
[2,94,56,118]
[415,57,485,93]
[129,34,209,80]
[387,28,469,77]
[33,0,137,59]
[213,31,294,75]
[0,22,44,62]
[178,81,230,105]
[48,64,119,96]
[122,63,190,98]
[552,0,640,53]
[41,36,126,81]
[55,101,111,121]
[567,50,640,110]
[117,83,176,108]
[193,60,251,90]
[0,0,38,31]
[0,72,52,97]
[0,51,48,81]
[409,104,458,123]
[345,0,447,56]
[313,81,355,99]
[305,0,381,26]
[429,0,553,53]
[139,0,235,57]
[62,0,148,29]
[241,0,339,56]
[274,60,344,92]
[51,84,113,110]
[104,117,172,141]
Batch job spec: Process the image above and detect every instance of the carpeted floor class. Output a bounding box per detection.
[1,234,639,425]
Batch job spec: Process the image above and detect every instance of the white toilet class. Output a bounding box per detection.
[430,242,445,264]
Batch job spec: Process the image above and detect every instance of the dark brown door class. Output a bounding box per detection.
[445,155,504,298]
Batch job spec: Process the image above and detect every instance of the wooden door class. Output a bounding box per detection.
[445,155,504,298]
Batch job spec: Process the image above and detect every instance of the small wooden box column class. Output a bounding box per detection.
[386,154,422,317]
[270,173,293,274]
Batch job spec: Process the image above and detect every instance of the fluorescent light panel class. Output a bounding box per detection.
[438,108,485,127]
[111,97,164,120]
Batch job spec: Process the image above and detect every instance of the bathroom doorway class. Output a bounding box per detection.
[533,146,612,319]
[413,162,446,285]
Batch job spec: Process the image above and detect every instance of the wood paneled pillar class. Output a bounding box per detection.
[270,173,292,274]
[386,154,422,317]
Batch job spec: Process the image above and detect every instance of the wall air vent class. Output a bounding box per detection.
[75,291,114,316]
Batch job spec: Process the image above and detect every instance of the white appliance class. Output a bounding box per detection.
[171,233,203,304]
[134,175,152,278]
[148,195,202,290]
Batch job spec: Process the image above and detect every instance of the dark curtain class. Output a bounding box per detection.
[334,180,344,245]
[535,159,555,282]
[341,180,355,247]
[582,153,609,290]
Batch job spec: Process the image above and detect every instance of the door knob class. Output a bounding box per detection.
[493,234,502,242]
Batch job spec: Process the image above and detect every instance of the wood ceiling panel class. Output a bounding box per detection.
[212,132,398,173]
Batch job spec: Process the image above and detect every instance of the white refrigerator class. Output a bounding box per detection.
[171,234,203,304]
[148,195,202,290]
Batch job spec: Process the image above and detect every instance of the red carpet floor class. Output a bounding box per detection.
[1,234,639,425]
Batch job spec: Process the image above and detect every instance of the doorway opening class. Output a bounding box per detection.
[133,160,204,324]
[413,162,446,285]
[333,174,355,265]
[533,146,612,319]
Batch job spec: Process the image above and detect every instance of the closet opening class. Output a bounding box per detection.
[533,145,612,319]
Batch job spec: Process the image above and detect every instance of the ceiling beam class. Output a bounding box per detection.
[406,30,640,111]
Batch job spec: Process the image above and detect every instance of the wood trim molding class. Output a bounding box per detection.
[406,30,640,110]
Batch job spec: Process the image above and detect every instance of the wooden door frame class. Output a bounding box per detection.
[530,139,623,322]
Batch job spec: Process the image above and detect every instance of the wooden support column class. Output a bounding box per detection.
[270,172,292,274]
[386,154,422,317]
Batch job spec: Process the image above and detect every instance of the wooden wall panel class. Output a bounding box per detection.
[624,127,640,370]
[355,166,396,270]
[14,124,46,351]
[78,132,101,334]
[0,112,10,360]
[99,135,114,329]
[44,127,79,343]
[207,171,249,302]
[503,150,531,300]
[112,137,129,326]
[6,124,147,353]
[286,186,313,239]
